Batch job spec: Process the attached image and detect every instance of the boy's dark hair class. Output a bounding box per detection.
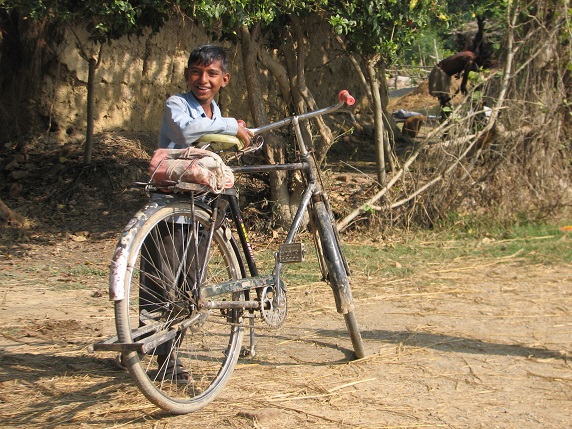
[187,45,228,72]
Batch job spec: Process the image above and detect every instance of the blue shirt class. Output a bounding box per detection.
[159,92,239,149]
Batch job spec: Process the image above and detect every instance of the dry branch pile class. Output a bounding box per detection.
[340,0,572,232]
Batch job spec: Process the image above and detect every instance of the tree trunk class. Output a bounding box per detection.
[335,35,372,99]
[366,58,386,185]
[281,26,313,149]
[258,45,309,223]
[287,16,334,164]
[377,61,398,171]
[255,15,337,223]
[240,24,292,226]
[83,57,96,166]
[82,44,103,166]
[338,42,398,183]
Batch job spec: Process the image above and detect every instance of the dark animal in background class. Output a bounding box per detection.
[402,115,425,138]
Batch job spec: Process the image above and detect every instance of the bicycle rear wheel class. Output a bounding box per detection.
[313,201,366,359]
[113,197,244,414]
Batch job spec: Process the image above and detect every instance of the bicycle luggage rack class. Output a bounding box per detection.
[94,311,206,354]
[94,324,178,355]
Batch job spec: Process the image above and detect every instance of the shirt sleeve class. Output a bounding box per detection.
[159,95,239,148]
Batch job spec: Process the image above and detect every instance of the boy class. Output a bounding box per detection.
[135,45,252,383]
[159,44,252,149]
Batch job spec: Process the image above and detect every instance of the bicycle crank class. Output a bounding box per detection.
[260,284,287,328]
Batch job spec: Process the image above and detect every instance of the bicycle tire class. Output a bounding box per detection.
[313,201,367,359]
[113,197,244,414]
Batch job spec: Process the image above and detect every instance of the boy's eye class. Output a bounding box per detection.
[188,68,220,77]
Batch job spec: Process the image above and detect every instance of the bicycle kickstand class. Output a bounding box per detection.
[241,314,256,358]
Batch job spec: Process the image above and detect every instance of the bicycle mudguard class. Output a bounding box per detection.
[109,202,154,301]
[314,202,355,314]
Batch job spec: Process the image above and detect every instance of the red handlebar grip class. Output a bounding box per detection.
[338,90,356,106]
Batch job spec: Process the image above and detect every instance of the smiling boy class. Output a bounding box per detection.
[159,44,252,149]
[136,45,252,383]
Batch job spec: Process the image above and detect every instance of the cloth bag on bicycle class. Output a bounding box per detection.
[148,146,234,193]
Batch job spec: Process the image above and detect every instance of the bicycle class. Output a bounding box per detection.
[94,90,366,414]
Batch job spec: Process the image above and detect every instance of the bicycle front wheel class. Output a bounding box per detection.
[113,197,244,414]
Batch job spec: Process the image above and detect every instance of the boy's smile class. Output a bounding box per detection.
[184,60,230,116]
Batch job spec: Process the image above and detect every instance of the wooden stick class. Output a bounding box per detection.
[327,377,377,393]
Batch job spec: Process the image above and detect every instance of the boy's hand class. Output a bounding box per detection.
[237,120,254,148]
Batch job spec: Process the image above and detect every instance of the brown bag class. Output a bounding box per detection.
[148,147,234,193]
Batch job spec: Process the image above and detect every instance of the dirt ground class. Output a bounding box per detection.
[1,225,571,428]
[1,86,571,428]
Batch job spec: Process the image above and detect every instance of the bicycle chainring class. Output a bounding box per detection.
[260,285,287,328]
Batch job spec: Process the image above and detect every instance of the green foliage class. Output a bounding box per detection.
[189,0,312,44]
[444,0,508,31]
[363,204,376,215]
[189,0,452,68]
[343,220,572,283]
[193,0,292,26]
[322,0,447,63]
[402,27,452,65]
[437,0,508,52]
[396,0,509,64]
[1,0,173,43]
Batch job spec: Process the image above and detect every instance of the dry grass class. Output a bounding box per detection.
[2,229,571,428]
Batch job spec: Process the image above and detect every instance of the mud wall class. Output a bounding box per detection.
[38,16,359,144]
[42,19,247,141]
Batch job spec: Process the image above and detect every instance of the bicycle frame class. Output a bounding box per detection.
[197,97,355,315]
[95,91,365,415]
[101,91,362,351]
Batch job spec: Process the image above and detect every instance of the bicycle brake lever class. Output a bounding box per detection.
[338,109,357,123]
[240,135,265,154]
[225,135,265,162]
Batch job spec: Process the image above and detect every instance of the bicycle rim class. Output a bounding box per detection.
[114,201,244,414]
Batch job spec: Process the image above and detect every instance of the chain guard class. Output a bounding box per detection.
[260,284,287,328]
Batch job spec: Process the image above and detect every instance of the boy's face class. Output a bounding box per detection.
[184,60,230,108]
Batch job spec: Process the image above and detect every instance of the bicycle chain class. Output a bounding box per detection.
[206,314,277,330]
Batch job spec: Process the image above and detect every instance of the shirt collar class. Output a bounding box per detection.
[188,92,217,118]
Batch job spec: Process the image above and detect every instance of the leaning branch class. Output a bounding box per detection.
[337,5,522,232]
[337,97,510,231]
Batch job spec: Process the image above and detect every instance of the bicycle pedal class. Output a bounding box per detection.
[278,243,306,263]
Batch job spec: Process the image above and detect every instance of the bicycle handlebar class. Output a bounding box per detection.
[198,90,356,153]
[249,89,356,136]
[338,90,355,106]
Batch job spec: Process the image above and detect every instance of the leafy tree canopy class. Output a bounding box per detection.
[188,0,314,44]
[322,0,448,63]
[446,0,508,25]
[1,0,173,42]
